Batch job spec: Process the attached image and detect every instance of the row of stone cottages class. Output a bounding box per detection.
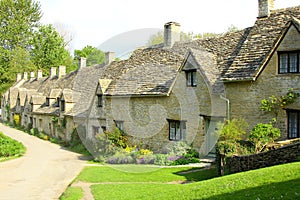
[1,0,300,155]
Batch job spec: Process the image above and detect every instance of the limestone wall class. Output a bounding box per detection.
[225,25,300,138]
[227,142,300,173]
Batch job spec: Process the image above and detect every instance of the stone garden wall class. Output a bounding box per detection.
[227,142,300,173]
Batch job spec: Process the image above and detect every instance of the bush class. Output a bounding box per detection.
[29,128,39,136]
[249,123,281,152]
[216,119,249,141]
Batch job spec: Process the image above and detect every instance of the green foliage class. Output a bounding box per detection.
[105,128,128,148]
[260,89,300,123]
[31,24,75,74]
[29,127,39,136]
[74,45,105,66]
[0,132,26,159]
[249,123,281,153]
[216,118,249,141]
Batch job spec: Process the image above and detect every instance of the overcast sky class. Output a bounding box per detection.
[39,0,300,52]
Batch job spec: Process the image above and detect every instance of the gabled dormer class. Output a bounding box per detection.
[181,52,199,87]
[95,82,103,107]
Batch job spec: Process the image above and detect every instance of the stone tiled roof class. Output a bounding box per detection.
[102,48,184,96]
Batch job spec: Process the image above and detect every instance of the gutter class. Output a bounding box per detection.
[220,95,230,120]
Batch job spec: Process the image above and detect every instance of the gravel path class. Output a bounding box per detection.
[0,123,87,200]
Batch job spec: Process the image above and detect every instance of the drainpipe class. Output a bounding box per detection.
[220,95,230,120]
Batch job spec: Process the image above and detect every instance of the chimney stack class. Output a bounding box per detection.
[16,73,22,82]
[58,66,66,78]
[105,52,115,65]
[37,70,42,80]
[30,71,35,80]
[23,72,28,80]
[164,22,181,48]
[50,67,56,78]
[258,0,274,18]
[78,57,87,69]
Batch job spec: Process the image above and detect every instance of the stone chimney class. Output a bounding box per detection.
[78,57,86,69]
[23,72,28,80]
[105,52,115,65]
[164,22,181,48]
[58,66,66,78]
[37,70,42,80]
[30,71,35,80]
[258,0,274,18]
[50,67,56,78]
[16,73,22,82]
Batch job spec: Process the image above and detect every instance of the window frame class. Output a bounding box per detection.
[168,120,186,141]
[60,99,65,112]
[114,120,124,131]
[278,51,300,74]
[287,110,300,139]
[185,69,197,87]
[97,94,103,107]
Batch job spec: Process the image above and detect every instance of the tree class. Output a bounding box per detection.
[74,45,105,66]
[31,24,76,74]
[0,0,41,50]
[0,0,41,95]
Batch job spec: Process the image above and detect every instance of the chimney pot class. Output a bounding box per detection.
[30,71,35,79]
[37,70,42,80]
[78,57,87,69]
[164,22,181,48]
[105,52,115,65]
[258,0,274,18]
[23,72,28,80]
[58,66,66,78]
[50,67,56,78]
[16,73,22,82]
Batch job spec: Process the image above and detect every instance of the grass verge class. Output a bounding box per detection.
[0,132,26,162]
[69,161,300,200]
[59,187,84,200]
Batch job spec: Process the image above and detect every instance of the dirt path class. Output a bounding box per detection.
[0,123,87,200]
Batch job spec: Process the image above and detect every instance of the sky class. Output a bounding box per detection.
[39,0,300,54]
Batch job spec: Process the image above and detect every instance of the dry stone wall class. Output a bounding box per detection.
[227,142,300,173]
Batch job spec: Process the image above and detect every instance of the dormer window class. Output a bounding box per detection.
[278,51,300,74]
[186,70,197,87]
[45,98,50,106]
[56,97,60,107]
[97,94,103,107]
[61,99,65,112]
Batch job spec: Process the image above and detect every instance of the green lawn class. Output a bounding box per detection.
[59,187,83,200]
[0,132,26,162]
[64,161,300,200]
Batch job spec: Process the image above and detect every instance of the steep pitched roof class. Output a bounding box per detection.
[101,48,184,96]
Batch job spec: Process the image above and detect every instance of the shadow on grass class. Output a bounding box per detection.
[200,178,300,200]
[174,167,219,182]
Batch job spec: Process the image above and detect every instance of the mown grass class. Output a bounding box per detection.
[0,132,26,162]
[76,165,217,183]
[72,161,300,200]
[59,187,84,200]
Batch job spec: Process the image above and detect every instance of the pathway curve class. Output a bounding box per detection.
[0,123,87,200]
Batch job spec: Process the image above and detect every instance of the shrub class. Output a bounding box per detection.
[29,128,39,136]
[105,128,127,148]
[249,123,281,153]
[216,118,249,141]
[13,114,21,126]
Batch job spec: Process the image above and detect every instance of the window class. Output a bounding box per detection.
[115,120,124,131]
[278,51,300,74]
[287,110,300,139]
[56,98,60,107]
[45,98,50,106]
[186,70,197,87]
[61,99,65,112]
[168,120,186,141]
[97,94,103,107]
[92,126,100,137]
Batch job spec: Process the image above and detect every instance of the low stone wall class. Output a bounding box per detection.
[227,142,300,173]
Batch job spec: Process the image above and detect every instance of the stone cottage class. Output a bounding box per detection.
[1,0,299,156]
